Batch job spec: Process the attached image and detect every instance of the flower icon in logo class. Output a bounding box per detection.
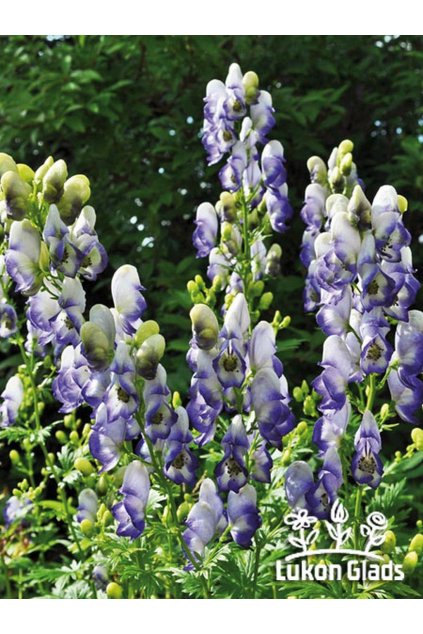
[285,508,318,531]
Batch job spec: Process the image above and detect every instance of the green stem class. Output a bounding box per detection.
[1,555,12,598]
[17,340,84,560]
[366,374,376,411]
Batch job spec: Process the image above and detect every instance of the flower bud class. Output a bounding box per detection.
[1,171,32,220]
[340,152,353,175]
[249,280,264,298]
[0,152,18,178]
[303,395,317,417]
[34,156,54,185]
[134,320,160,347]
[69,431,79,445]
[258,292,273,310]
[397,195,408,213]
[55,430,68,444]
[17,164,35,184]
[265,243,282,277]
[42,159,68,203]
[135,333,166,379]
[172,391,182,409]
[57,175,91,224]
[9,449,20,464]
[80,518,94,536]
[307,156,327,185]
[74,457,95,476]
[280,316,291,329]
[403,551,418,574]
[381,530,396,554]
[218,191,236,221]
[409,534,423,555]
[293,387,304,402]
[338,139,354,155]
[189,303,219,350]
[243,71,259,102]
[329,166,343,191]
[296,421,308,435]
[106,582,123,599]
[176,501,191,522]
[96,475,108,496]
[411,428,423,451]
[81,324,112,371]
[380,403,390,421]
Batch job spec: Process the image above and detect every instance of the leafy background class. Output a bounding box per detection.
[0,34,422,599]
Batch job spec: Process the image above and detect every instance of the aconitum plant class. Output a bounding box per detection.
[0,66,422,600]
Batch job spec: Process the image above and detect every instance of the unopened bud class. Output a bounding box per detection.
[303,395,317,417]
[293,387,304,403]
[258,292,273,310]
[75,457,95,476]
[409,534,423,555]
[80,519,94,536]
[403,551,418,574]
[34,156,54,185]
[296,421,308,435]
[243,71,259,103]
[0,152,18,178]
[135,334,166,379]
[411,428,423,451]
[172,391,182,409]
[17,163,35,184]
[280,316,291,329]
[380,403,390,420]
[1,171,32,220]
[338,139,354,155]
[177,501,191,522]
[42,159,68,203]
[57,174,91,224]
[381,530,396,554]
[9,449,20,464]
[134,320,160,347]
[81,322,113,371]
[190,304,219,350]
[265,243,282,277]
[397,195,408,213]
[55,430,67,444]
[348,184,372,227]
[307,156,327,185]
[106,582,123,599]
[340,152,353,175]
[219,191,236,221]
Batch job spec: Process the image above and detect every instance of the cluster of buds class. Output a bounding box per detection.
[192,63,293,316]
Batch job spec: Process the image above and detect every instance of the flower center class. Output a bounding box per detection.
[358,454,376,474]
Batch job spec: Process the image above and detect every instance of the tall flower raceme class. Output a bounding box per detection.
[183,65,296,558]
[286,140,422,519]
[0,152,185,549]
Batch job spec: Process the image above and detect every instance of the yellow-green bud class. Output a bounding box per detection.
[63,414,73,428]
[303,395,317,417]
[106,582,123,599]
[258,292,273,310]
[47,453,55,467]
[1,171,32,220]
[301,380,309,395]
[397,195,408,213]
[57,174,91,224]
[176,501,191,522]
[281,449,292,466]
[329,166,343,190]
[409,534,423,555]
[340,152,353,175]
[101,509,113,527]
[20,478,29,492]
[221,221,234,242]
[381,530,396,554]
[194,274,205,289]
[17,163,35,184]
[280,316,291,329]
[134,320,160,347]
[380,403,390,420]
[34,156,54,185]
[172,391,182,409]
[411,428,423,451]
[22,438,32,452]
[9,449,20,464]
[55,430,67,444]
[403,551,418,574]
[74,457,95,476]
[338,139,354,155]
[80,518,94,536]
[297,421,308,435]
[42,159,68,203]
[0,152,18,178]
[243,71,259,103]
[190,304,219,350]
[38,241,50,273]
[187,280,198,295]
[69,430,79,445]
[265,243,282,277]
[306,156,327,184]
[135,333,166,379]
[293,387,304,402]
[249,280,265,298]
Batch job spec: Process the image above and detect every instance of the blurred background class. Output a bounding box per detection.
[0,34,422,393]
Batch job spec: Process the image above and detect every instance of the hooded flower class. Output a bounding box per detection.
[0,375,24,427]
[5,219,45,295]
[112,461,150,539]
[215,415,249,492]
[227,484,261,547]
[351,411,383,488]
[183,478,227,561]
